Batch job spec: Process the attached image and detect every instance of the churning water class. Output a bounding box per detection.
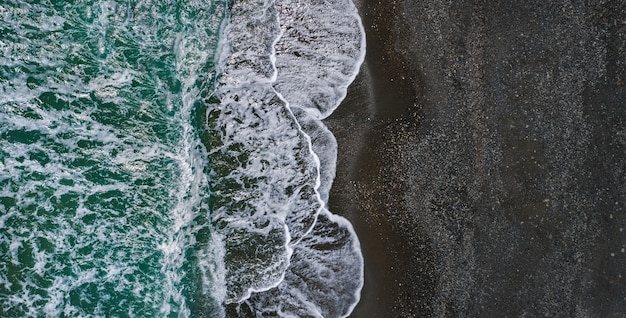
[0,0,365,316]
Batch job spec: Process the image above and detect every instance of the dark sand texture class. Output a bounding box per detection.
[326,1,626,316]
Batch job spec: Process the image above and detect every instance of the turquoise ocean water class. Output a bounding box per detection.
[0,0,365,316]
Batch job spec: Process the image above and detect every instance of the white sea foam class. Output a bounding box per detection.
[210,0,365,315]
[273,0,366,206]
[289,107,338,204]
[241,210,363,317]
[0,0,225,316]
[1,0,365,314]
[207,0,305,303]
[274,0,366,119]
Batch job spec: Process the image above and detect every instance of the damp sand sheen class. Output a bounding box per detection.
[0,0,365,316]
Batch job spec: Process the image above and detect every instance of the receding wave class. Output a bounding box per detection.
[205,0,365,316]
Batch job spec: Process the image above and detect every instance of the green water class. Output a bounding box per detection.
[0,0,226,316]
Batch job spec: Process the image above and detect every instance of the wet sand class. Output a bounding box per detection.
[326,0,625,316]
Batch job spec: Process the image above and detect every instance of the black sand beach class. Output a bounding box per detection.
[326,1,626,316]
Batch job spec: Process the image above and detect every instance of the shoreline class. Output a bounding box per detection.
[325,0,432,313]
[328,0,626,316]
